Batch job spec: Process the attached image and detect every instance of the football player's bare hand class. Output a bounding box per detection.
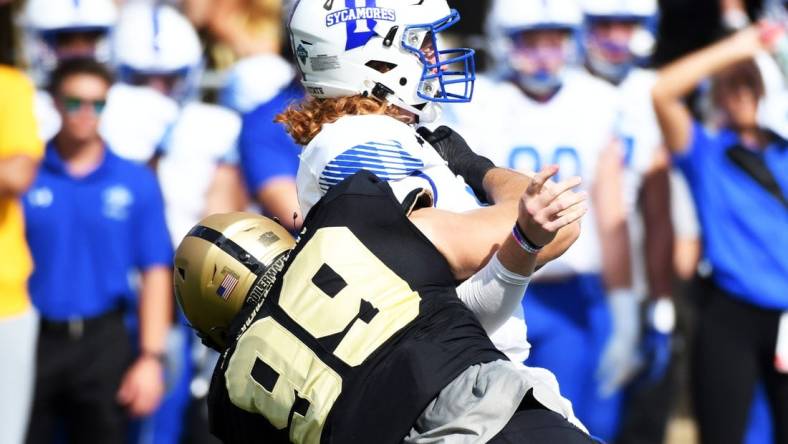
[757,20,785,52]
[117,356,165,417]
[518,165,587,247]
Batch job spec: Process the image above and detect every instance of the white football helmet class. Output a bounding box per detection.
[582,0,657,21]
[489,0,583,34]
[486,0,582,95]
[288,0,475,123]
[23,0,118,80]
[582,0,658,82]
[25,0,117,33]
[112,3,203,101]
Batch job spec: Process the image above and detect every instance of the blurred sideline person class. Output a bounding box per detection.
[652,23,788,444]
[580,1,679,442]
[104,2,246,240]
[186,0,282,65]
[183,0,306,233]
[183,0,288,114]
[185,0,305,233]
[99,4,246,442]
[22,0,117,141]
[0,65,43,444]
[441,0,636,439]
[23,59,173,444]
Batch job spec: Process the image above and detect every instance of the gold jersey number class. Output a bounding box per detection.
[226,227,422,444]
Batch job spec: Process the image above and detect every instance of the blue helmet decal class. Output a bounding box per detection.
[152,5,162,53]
[325,0,396,51]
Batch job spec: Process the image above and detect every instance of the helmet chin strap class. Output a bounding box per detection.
[386,99,441,125]
[587,52,632,85]
[367,80,442,124]
[516,69,565,98]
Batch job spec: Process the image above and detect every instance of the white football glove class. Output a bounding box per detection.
[596,289,643,397]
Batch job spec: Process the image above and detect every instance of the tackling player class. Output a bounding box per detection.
[176,164,591,443]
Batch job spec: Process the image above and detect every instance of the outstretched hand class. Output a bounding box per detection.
[517,165,588,248]
[758,20,785,52]
[728,21,784,56]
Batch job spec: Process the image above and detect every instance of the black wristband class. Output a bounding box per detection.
[514,222,545,250]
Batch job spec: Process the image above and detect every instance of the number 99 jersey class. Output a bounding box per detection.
[207,171,505,444]
[440,70,620,278]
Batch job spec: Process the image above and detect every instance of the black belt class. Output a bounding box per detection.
[39,309,124,340]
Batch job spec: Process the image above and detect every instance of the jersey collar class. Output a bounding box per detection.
[44,140,115,181]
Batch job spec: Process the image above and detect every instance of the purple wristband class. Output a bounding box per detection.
[511,223,543,254]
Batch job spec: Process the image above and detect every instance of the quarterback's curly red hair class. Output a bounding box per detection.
[275,95,409,146]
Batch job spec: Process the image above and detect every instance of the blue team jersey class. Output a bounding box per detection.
[24,142,173,320]
[239,80,303,197]
[674,123,788,309]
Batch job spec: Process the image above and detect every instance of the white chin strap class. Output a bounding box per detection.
[388,98,442,124]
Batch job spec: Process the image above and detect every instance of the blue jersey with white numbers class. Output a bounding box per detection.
[24,143,173,320]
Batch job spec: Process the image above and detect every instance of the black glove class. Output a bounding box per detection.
[417,125,495,203]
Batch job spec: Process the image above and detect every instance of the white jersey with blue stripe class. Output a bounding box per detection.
[296,113,531,363]
[440,70,620,279]
[297,114,481,217]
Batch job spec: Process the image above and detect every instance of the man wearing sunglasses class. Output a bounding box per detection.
[23,0,118,142]
[22,59,173,443]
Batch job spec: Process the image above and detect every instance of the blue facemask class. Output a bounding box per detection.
[517,68,564,97]
[586,51,632,84]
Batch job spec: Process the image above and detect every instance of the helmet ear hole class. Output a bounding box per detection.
[399,78,408,86]
[366,60,397,74]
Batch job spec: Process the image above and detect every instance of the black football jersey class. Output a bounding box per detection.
[207,170,505,444]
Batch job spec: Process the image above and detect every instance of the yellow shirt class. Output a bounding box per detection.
[0,66,43,318]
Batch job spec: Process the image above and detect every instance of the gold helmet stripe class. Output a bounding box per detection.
[187,225,267,275]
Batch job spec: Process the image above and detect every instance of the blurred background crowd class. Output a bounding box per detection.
[0,0,786,443]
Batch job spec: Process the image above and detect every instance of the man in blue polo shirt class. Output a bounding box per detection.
[23,59,173,443]
[652,24,788,444]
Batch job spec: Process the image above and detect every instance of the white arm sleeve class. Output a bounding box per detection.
[456,253,531,335]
